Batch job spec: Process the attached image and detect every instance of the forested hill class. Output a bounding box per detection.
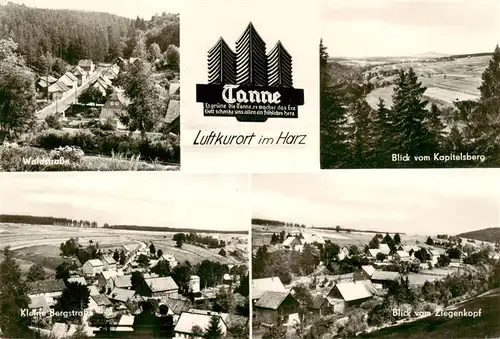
[0,2,179,71]
[456,227,500,243]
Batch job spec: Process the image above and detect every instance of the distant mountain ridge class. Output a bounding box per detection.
[456,227,500,243]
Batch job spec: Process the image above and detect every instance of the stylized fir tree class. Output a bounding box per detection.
[235,22,267,86]
[207,37,236,84]
[267,41,293,87]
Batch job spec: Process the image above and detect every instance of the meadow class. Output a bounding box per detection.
[362,55,489,109]
[0,223,248,275]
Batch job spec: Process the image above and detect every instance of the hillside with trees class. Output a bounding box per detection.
[320,39,500,168]
[456,227,500,244]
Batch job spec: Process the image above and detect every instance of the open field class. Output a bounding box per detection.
[364,55,489,109]
[252,225,431,250]
[359,288,500,338]
[0,223,248,272]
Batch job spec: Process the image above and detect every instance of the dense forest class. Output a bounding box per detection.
[0,2,179,71]
[320,40,500,168]
[456,227,500,244]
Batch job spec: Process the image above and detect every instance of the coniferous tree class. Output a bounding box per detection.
[390,68,435,165]
[372,98,392,166]
[319,39,350,168]
[204,315,223,339]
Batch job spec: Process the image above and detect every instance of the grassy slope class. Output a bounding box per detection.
[359,288,500,339]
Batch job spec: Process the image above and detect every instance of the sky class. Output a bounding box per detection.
[321,0,500,58]
[6,0,181,18]
[252,170,500,235]
[0,172,249,231]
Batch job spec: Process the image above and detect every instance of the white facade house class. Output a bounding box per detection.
[174,312,227,339]
[102,256,117,271]
[82,259,104,276]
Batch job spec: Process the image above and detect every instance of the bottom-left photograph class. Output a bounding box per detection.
[0,172,250,339]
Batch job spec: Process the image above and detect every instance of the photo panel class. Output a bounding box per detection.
[0,0,180,171]
[320,0,500,169]
[0,171,250,338]
[181,0,320,173]
[251,169,500,339]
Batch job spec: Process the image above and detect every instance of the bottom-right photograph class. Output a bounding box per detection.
[250,170,500,339]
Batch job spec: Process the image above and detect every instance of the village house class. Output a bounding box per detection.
[427,247,447,267]
[88,294,113,317]
[164,99,180,135]
[338,246,350,261]
[161,298,193,316]
[300,232,326,245]
[159,254,178,268]
[92,76,112,96]
[47,81,70,100]
[174,312,227,339]
[360,265,376,279]
[282,236,303,252]
[144,276,179,299]
[67,276,87,286]
[82,259,104,276]
[98,270,120,290]
[254,291,300,326]
[110,314,135,332]
[108,287,143,304]
[100,91,129,130]
[187,309,248,330]
[78,59,95,75]
[394,250,411,262]
[28,295,51,314]
[252,277,287,301]
[326,281,374,314]
[111,275,133,290]
[169,82,180,100]
[189,275,201,294]
[58,72,78,89]
[36,75,57,97]
[102,256,117,271]
[370,270,400,289]
[378,243,391,255]
[307,295,334,321]
[72,66,87,86]
[28,279,66,299]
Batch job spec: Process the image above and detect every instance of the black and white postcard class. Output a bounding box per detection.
[320,0,500,169]
[0,0,180,171]
[0,172,249,338]
[251,170,500,339]
[181,0,320,173]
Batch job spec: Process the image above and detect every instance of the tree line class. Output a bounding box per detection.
[320,40,500,168]
[172,232,226,249]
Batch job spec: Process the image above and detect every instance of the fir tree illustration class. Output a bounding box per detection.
[267,41,293,87]
[207,37,236,84]
[235,22,268,86]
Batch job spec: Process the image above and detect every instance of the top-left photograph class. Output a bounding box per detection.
[0,0,180,171]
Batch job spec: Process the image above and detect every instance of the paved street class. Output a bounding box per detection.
[36,71,101,119]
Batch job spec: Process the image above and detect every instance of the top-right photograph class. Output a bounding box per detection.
[320,0,500,169]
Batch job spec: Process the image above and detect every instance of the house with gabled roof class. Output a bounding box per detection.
[28,295,51,314]
[48,81,70,100]
[327,281,374,313]
[174,312,227,338]
[164,99,180,135]
[78,59,95,74]
[144,276,179,299]
[72,66,87,85]
[370,270,400,289]
[82,259,104,276]
[282,236,302,251]
[67,276,87,286]
[102,256,117,271]
[108,287,142,304]
[252,277,287,301]
[378,243,391,255]
[37,75,57,95]
[307,295,334,320]
[254,291,300,326]
[89,294,113,316]
[28,279,66,300]
[395,250,411,262]
[161,298,193,315]
[100,91,129,130]
[98,270,120,290]
[58,72,78,89]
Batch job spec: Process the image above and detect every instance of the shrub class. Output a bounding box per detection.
[49,146,84,163]
[45,114,62,129]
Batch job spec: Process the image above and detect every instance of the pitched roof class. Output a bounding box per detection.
[282,236,299,247]
[91,294,112,306]
[368,249,382,257]
[169,82,180,96]
[103,256,116,265]
[165,99,180,124]
[28,279,66,295]
[113,275,132,288]
[174,312,226,335]
[396,251,410,258]
[78,59,93,67]
[309,295,327,310]
[88,285,100,296]
[48,81,70,93]
[361,265,375,277]
[162,298,193,314]
[73,66,85,75]
[371,270,400,281]
[254,291,290,310]
[145,276,179,293]
[101,271,119,281]
[67,276,87,286]
[86,259,103,267]
[334,281,373,302]
[252,277,286,300]
[108,287,137,303]
[63,72,78,82]
[378,243,391,254]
